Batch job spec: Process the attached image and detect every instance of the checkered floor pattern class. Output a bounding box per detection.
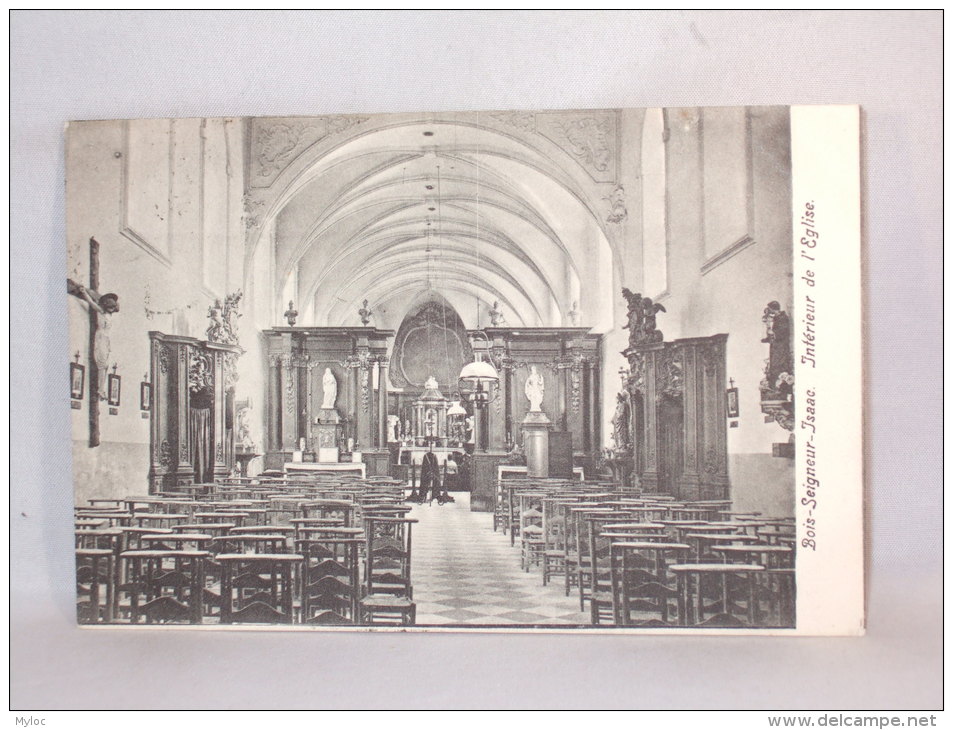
[408,493,591,627]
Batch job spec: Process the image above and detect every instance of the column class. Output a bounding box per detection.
[280,354,298,451]
[212,348,229,480]
[174,342,193,484]
[589,362,601,451]
[267,354,281,452]
[355,350,372,450]
[678,343,702,501]
[377,358,389,447]
[639,347,661,492]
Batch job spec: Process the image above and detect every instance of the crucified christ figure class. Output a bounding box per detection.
[68,278,119,399]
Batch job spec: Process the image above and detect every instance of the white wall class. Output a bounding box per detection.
[67,118,247,502]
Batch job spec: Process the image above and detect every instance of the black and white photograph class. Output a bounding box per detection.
[68,106,830,631]
[13,9,940,714]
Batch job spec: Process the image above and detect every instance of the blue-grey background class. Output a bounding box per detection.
[11,10,942,709]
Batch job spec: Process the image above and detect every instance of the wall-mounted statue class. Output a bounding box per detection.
[321,367,338,410]
[567,301,580,326]
[489,300,506,327]
[284,301,298,327]
[611,391,631,453]
[358,299,373,326]
[524,365,545,412]
[760,301,794,431]
[622,288,666,347]
[761,301,793,388]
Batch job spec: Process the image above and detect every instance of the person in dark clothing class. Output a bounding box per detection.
[420,443,443,505]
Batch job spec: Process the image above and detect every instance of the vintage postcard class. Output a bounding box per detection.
[67,105,862,633]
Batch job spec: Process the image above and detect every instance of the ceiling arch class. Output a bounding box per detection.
[247,116,617,331]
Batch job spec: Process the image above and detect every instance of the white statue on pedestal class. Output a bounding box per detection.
[524,365,545,412]
[321,368,337,410]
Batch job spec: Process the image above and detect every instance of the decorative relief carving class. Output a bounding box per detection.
[284,364,296,415]
[537,112,618,182]
[180,442,189,462]
[604,184,627,224]
[250,116,370,185]
[360,368,370,412]
[656,347,683,402]
[488,110,536,132]
[159,440,172,466]
[243,193,267,230]
[216,441,225,463]
[223,352,240,388]
[159,344,172,374]
[188,350,213,393]
[626,352,645,395]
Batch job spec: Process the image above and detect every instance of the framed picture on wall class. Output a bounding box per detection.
[107,373,121,407]
[140,381,152,411]
[70,362,85,400]
[726,387,739,418]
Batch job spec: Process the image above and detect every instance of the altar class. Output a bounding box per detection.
[285,461,366,478]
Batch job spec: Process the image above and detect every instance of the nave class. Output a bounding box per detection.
[75,472,795,630]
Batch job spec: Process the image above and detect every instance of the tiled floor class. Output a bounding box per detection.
[408,493,590,627]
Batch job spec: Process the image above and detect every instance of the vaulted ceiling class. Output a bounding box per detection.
[244,112,622,332]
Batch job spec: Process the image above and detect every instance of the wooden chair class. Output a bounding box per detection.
[297,537,362,625]
[670,563,765,627]
[211,533,289,555]
[358,517,417,626]
[609,541,691,626]
[76,548,115,623]
[118,550,208,624]
[218,553,302,624]
[517,492,546,572]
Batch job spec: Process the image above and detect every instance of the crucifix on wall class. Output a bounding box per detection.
[67,237,120,447]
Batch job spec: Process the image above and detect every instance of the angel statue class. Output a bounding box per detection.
[641,297,666,343]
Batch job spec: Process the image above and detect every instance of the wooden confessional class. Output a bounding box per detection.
[147,332,243,491]
[623,334,729,501]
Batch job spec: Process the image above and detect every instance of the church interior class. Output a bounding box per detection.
[69,107,796,629]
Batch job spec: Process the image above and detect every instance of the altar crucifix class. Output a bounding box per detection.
[67,237,119,447]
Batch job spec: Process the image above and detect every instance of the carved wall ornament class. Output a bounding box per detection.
[604,184,628,224]
[656,347,683,402]
[242,193,267,230]
[159,440,172,467]
[570,367,582,414]
[284,366,296,415]
[250,116,370,184]
[536,112,617,182]
[561,117,612,171]
[360,368,370,412]
[188,350,214,394]
[159,344,172,374]
[488,111,536,132]
[223,352,240,388]
[626,351,646,394]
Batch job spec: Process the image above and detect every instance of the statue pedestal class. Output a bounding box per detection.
[313,408,343,463]
[521,411,552,478]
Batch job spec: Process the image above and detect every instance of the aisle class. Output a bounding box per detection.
[407,493,590,626]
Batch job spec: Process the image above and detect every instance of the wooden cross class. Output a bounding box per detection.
[68,237,118,447]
